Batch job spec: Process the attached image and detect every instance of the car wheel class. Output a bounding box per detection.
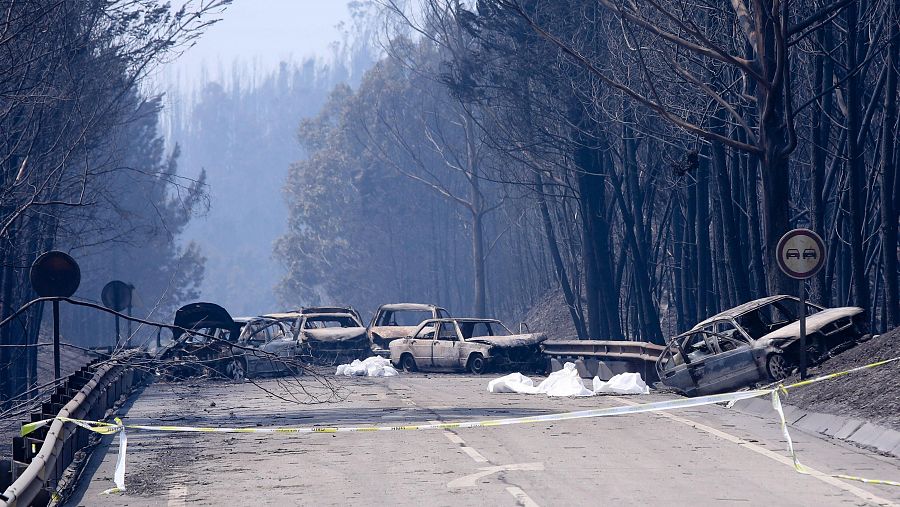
[766,353,791,381]
[227,358,246,381]
[468,353,487,375]
[401,354,417,372]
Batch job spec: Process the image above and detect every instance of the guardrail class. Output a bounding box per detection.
[541,340,665,381]
[0,352,147,506]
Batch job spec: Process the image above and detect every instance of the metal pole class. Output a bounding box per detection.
[799,280,807,379]
[115,315,120,348]
[52,300,60,381]
[126,303,132,347]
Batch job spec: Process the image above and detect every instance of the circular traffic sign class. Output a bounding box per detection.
[776,229,826,279]
[30,251,81,298]
[101,280,133,311]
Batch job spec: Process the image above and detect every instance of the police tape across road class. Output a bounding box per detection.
[21,355,900,495]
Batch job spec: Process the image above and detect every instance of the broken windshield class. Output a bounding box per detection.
[459,321,511,339]
[376,310,432,327]
[304,316,359,329]
[736,298,822,339]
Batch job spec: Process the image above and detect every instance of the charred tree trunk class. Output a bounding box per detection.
[696,152,712,318]
[844,2,872,311]
[810,24,834,303]
[535,169,587,338]
[880,0,899,328]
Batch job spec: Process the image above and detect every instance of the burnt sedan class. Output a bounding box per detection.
[389,318,546,374]
[656,295,866,396]
[268,306,369,364]
[367,303,450,357]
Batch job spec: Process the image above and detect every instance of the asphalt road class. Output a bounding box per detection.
[65,372,900,506]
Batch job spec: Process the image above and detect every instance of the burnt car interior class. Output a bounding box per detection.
[459,321,510,339]
[734,299,822,339]
[242,320,288,346]
[304,315,359,329]
[376,310,434,327]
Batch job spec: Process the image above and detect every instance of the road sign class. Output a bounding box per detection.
[776,229,826,280]
[102,281,133,312]
[775,229,826,380]
[30,251,81,298]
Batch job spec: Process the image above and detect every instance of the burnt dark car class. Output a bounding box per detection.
[157,302,244,380]
[267,306,370,365]
[656,295,867,396]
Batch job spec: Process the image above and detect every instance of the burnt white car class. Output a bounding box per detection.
[656,295,866,396]
[389,318,547,374]
[367,303,450,357]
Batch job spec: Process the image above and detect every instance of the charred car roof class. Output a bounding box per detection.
[376,303,445,312]
[691,295,819,329]
[298,306,358,315]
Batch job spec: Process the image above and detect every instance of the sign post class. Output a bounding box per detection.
[29,251,81,381]
[775,229,826,379]
[102,280,134,347]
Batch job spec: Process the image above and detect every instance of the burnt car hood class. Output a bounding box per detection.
[467,333,547,348]
[370,326,417,339]
[758,307,864,343]
[301,327,367,343]
[173,302,238,339]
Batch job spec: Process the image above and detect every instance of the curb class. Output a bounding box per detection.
[731,397,900,458]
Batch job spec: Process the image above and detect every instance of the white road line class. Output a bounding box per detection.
[506,486,541,507]
[166,485,188,507]
[443,432,465,445]
[430,420,489,463]
[460,445,489,463]
[447,462,545,488]
[611,398,898,507]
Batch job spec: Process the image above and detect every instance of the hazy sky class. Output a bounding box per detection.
[156,0,351,88]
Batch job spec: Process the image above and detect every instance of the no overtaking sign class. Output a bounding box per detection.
[776,229,826,280]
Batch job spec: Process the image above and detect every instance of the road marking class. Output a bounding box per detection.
[430,418,540,501]
[611,398,898,507]
[447,462,545,488]
[460,445,489,463]
[431,420,489,463]
[506,486,541,507]
[166,485,188,507]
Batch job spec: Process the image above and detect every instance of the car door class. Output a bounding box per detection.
[657,339,698,395]
[677,331,720,395]
[408,323,436,368]
[432,321,462,370]
[243,323,271,375]
[260,322,296,374]
[697,333,760,393]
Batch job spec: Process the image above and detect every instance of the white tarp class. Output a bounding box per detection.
[592,372,650,395]
[336,356,399,377]
[487,362,649,397]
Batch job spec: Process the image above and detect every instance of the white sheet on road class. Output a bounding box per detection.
[593,372,650,395]
[336,356,399,377]
[487,362,649,396]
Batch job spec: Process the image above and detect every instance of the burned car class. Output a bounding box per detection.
[389,318,547,374]
[157,302,244,380]
[656,295,866,396]
[232,316,300,377]
[367,303,450,357]
[268,306,369,364]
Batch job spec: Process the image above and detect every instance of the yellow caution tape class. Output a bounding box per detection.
[23,354,900,495]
